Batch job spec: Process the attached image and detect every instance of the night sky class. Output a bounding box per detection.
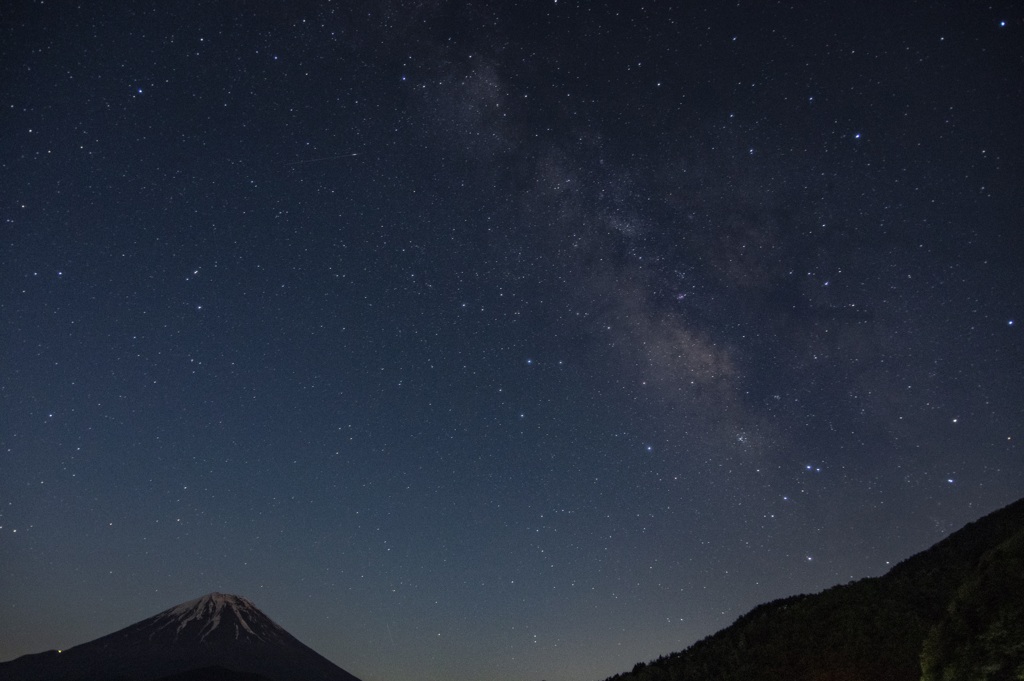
[1,3,1022,681]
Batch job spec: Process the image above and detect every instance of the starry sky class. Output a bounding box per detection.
[1,3,1022,681]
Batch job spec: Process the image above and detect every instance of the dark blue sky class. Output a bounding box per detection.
[2,3,1022,681]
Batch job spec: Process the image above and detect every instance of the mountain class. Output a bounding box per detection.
[602,497,1024,681]
[0,592,362,681]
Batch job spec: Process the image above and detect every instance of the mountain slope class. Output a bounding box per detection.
[0,593,362,681]
[920,528,1024,680]
[603,497,1024,681]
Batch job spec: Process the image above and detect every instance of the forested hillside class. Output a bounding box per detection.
[603,498,1024,681]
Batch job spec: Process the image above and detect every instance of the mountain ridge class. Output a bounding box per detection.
[3,500,1021,681]
[0,592,362,681]
[602,497,1024,681]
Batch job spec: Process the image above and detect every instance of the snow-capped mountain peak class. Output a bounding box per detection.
[0,592,363,681]
[153,592,286,643]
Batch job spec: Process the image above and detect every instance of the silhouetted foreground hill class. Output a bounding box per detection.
[0,593,361,681]
[603,498,1024,681]
[152,668,274,681]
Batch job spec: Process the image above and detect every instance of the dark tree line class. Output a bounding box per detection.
[600,498,1024,681]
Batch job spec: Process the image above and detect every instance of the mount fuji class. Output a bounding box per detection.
[0,593,363,681]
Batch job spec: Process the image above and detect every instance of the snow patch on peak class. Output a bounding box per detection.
[162,593,270,642]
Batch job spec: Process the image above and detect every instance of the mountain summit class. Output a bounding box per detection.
[151,593,287,646]
[0,593,362,681]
